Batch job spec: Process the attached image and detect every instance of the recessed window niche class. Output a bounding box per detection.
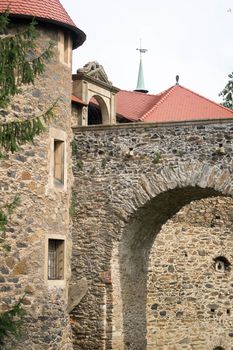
[49,128,67,191]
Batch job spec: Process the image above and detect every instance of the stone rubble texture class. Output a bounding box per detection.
[1,13,233,350]
[0,23,73,349]
[71,122,233,350]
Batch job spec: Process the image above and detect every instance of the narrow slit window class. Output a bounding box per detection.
[54,140,64,184]
[48,239,64,280]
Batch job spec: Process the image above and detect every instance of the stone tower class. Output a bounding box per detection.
[0,1,85,349]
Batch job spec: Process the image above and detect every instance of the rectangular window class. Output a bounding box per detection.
[48,239,64,280]
[54,140,64,184]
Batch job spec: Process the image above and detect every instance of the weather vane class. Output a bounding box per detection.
[136,39,148,58]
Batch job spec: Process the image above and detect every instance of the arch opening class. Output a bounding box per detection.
[117,186,232,350]
[88,95,109,125]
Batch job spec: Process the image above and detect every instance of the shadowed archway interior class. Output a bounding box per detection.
[119,186,224,350]
[88,95,109,125]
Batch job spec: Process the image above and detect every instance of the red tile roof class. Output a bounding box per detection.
[0,0,86,48]
[116,85,233,123]
[72,94,86,105]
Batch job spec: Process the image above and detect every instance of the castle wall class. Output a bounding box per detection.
[71,121,233,350]
[147,196,233,350]
[0,24,73,349]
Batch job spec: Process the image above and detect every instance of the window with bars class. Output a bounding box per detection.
[48,239,64,280]
[54,140,64,184]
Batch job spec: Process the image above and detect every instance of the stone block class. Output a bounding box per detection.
[67,278,88,313]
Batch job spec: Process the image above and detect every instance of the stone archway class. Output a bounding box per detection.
[88,94,109,125]
[72,61,119,126]
[70,118,233,350]
[110,162,233,350]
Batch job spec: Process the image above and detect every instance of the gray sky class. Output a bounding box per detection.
[60,0,233,102]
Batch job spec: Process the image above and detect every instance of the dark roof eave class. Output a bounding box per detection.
[8,13,86,49]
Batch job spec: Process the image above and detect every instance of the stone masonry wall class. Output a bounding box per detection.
[71,121,233,350]
[0,24,73,349]
[147,196,233,350]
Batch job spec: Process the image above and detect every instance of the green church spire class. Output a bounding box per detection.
[135,40,148,93]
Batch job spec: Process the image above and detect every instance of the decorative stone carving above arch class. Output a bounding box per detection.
[72,61,119,126]
[77,61,111,84]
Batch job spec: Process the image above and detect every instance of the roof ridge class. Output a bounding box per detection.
[119,86,175,98]
[140,85,176,121]
[119,89,156,98]
[178,85,233,114]
[140,84,233,121]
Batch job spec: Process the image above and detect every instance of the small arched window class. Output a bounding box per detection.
[214,256,230,273]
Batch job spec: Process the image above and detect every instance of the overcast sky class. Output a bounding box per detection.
[60,0,233,103]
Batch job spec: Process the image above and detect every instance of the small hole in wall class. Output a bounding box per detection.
[211,308,215,313]
[184,252,188,257]
[214,256,231,273]
[227,309,230,315]
[215,215,221,220]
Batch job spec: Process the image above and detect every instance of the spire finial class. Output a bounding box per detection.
[135,39,148,93]
[176,75,180,85]
[136,39,148,58]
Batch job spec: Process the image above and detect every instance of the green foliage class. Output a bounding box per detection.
[0,195,20,250]
[0,12,56,155]
[219,72,233,110]
[0,100,57,154]
[152,152,161,164]
[77,159,84,170]
[3,194,20,217]
[0,11,9,33]
[0,12,56,347]
[0,297,25,347]
[71,140,84,171]
[0,12,53,109]
[101,158,107,168]
[69,190,77,219]
[71,139,79,156]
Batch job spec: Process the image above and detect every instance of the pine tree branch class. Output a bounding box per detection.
[219,71,233,110]
[0,99,58,153]
[0,14,54,108]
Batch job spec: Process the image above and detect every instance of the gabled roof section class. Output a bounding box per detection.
[116,85,233,123]
[0,0,86,49]
[116,87,173,121]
